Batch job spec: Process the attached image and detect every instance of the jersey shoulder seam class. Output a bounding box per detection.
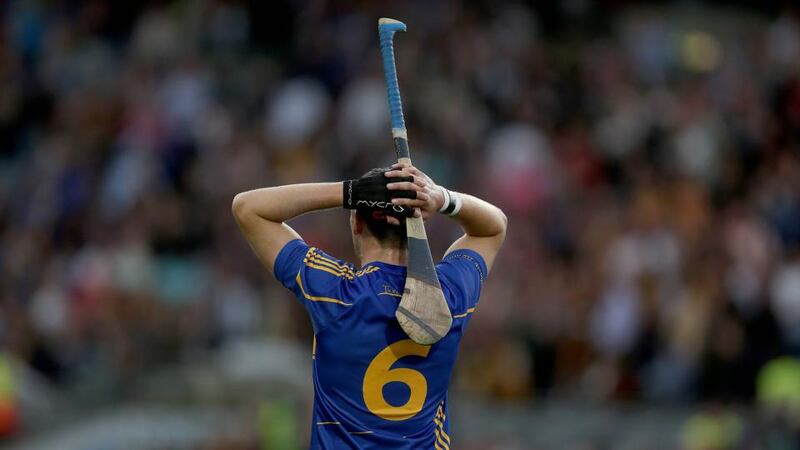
[442,251,486,283]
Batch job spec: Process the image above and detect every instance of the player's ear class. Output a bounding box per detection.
[351,211,364,235]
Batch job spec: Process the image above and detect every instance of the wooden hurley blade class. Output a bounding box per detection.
[396,277,452,345]
[396,215,453,344]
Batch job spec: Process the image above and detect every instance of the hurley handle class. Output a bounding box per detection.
[378,18,410,160]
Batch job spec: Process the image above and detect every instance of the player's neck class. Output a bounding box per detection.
[359,244,407,267]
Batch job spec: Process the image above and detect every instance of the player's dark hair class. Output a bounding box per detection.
[356,167,407,247]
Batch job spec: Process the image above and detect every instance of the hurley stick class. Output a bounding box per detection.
[378,18,453,345]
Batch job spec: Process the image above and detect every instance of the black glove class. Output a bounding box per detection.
[343,171,416,217]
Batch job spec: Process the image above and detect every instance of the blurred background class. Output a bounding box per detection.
[1,0,800,449]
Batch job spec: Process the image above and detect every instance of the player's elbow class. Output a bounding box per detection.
[231,192,252,223]
[494,207,508,240]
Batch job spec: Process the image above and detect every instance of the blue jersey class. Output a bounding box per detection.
[273,239,487,450]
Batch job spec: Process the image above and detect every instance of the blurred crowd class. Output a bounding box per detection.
[1,0,800,446]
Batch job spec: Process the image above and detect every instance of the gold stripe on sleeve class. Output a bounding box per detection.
[303,250,355,279]
[307,248,354,270]
[306,253,354,273]
[305,261,354,279]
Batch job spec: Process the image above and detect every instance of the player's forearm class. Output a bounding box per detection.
[449,193,507,238]
[232,182,343,224]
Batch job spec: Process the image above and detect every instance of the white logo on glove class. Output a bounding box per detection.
[356,200,406,213]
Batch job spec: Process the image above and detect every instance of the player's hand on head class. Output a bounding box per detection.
[343,169,415,218]
[385,163,444,220]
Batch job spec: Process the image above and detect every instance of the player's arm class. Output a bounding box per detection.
[232,172,415,273]
[232,183,342,273]
[440,193,507,271]
[385,163,507,271]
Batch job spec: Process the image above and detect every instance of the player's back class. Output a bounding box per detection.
[273,239,486,450]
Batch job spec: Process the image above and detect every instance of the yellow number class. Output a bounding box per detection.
[363,339,431,421]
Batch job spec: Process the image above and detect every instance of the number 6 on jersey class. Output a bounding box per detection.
[362,339,431,421]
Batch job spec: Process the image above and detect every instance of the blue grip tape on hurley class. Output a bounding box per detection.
[378,19,407,132]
